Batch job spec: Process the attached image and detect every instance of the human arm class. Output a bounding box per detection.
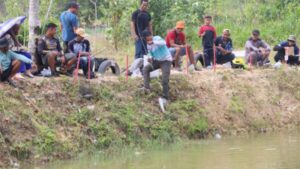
[10,51,32,64]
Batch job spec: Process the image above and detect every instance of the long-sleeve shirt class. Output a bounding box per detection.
[147,36,172,61]
[0,50,32,71]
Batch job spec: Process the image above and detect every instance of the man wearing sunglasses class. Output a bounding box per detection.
[274,35,299,65]
[245,30,271,67]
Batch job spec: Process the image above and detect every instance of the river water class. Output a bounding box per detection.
[41,131,300,169]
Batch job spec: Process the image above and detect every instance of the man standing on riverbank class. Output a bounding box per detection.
[60,2,79,53]
[131,0,152,59]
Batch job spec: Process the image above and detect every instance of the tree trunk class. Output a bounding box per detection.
[28,0,40,55]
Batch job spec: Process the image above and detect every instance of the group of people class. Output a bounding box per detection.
[131,0,299,110]
[0,0,299,110]
[0,2,95,88]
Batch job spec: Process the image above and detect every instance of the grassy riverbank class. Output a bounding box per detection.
[0,68,300,168]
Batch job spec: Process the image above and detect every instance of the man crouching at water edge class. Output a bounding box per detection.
[0,37,32,87]
[142,31,172,112]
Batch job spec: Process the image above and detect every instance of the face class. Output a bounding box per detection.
[12,25,20,35]
[223,31,230,40]
[252,33,259,40]
[47,27,57,36]
[288,40,295,46]
[140,2,148,11]
[145,36,153,45]
[175,28,184,34]
[204,18,212,25]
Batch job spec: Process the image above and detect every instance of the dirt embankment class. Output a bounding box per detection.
[0,68,300,168]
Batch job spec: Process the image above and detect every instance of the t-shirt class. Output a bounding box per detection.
[165,29,186,48]
[68,39,90,54]
[199,25,217,48]
[0,50,32,71]
[131,9,151,37]
[147,36,172,61]
[60,11,79,42]
[215,36,233,52]
[245,38,270,56]
[37,36,62,55]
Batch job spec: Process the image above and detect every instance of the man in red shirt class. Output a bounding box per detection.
[199,15,217,68]
[166,21,196,71]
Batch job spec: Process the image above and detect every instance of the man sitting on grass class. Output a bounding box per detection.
[274,35,299,65]
[142,30,172,112]
[0,37,32,87]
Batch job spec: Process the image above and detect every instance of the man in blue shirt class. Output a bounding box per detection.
[142,30,172,112]
[274,35,299,65]
[60,2,79,52]
[0,37,32,87]
[215,29,235,65]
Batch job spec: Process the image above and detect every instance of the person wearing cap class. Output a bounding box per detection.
[274,35,299,65]
[199,15,217,68]
[37,23,65,77]
[0,37,32,87]
[165,21,196,71]
[60,2,79,53]
[131,0,152,59]
[215,29,235,65]
[67,28,96,79]
[245,29,271,66]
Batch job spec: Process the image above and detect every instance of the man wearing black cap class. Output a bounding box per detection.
[0,37,32,87]
[60,2,79,52]
[245,30,271,66]
[274,35,299,65]
[131,0,152,59]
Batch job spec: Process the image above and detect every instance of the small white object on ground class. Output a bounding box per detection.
[158,97,167,113]
[41,68,51,77]
[188,64,195,73]
[150,70,160,78]
[273,61,282,69]
[215,133,222,140]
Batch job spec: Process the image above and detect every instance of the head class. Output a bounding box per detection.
[175,21,185,34]
[68,2,79,14]
[204,15,212,25]
[45,23,57,37]
[0,38,9,53]
[288,35,296,46]
[222,29,231,40]
[11,24,20,35]
[252,29,260,41]
[142,30,153,45]
[75,28,88,41]
[140,0,148,11]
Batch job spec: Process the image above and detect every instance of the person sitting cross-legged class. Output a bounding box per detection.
[142,30,172,112]
[274,35,299,65]
[0,37,32,87]
[67,28,96,79]
[215,29,235,66]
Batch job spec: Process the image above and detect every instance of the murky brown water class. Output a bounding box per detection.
[41,131,300,169]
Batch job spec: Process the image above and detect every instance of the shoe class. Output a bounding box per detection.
[50,71,60,77]
[7,79,18,88]
[158,97,168,113]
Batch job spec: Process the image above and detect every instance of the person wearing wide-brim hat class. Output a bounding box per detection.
[274,35,299,65]
[0,37,32,87]
[66,28,96,79]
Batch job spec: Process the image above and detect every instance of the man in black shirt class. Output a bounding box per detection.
[131,0,152,59]
[215,29,235,65]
